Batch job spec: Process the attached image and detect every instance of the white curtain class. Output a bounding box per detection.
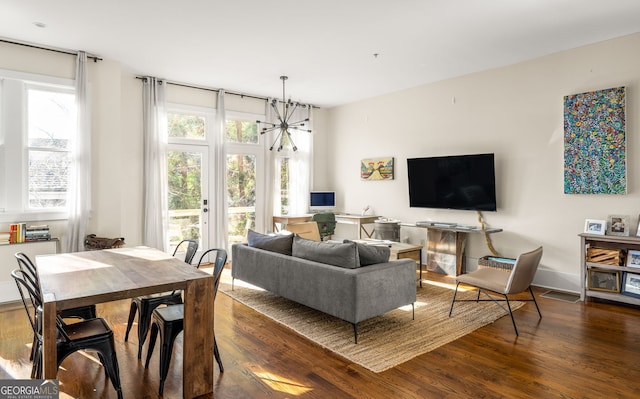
[262,98,276,230]
[213,90,228,249]
[287,104,313,215]
[142,77,168,251]
[65,51,92,253]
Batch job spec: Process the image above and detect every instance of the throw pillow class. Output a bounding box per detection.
[247,229,293,256]
[344,240,391,266]
[292,236,360,269]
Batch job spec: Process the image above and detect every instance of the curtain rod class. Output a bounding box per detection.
[0,38,102,62]
[135,76,319,108]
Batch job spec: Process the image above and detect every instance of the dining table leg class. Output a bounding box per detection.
[42,299,58,379]
[182,275,215,398]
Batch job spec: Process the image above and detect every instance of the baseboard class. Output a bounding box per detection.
[531,267,581,294]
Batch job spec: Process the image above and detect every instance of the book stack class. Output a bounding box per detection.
[9,223,27,243]
[0,231,9,245]
[25,225,51,242]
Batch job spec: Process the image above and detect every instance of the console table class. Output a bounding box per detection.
[273,214,378,239]
[407,223,503,276]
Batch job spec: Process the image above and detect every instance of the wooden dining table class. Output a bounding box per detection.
[36,246,214,398]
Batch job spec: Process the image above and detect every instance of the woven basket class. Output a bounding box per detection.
[478,256,515,272]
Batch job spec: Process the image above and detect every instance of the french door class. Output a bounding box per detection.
[166,144,209,254]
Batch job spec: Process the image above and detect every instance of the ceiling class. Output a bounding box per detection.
[2,0,640,108]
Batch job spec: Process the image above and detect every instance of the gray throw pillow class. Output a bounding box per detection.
[247,229,293,256]
[344,240,391,266]
[292,236,360,269]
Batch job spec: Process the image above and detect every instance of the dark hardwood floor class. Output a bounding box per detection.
[2,270,640,398]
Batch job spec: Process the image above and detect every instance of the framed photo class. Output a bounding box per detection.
[621,272,640,298]
[588,269,620,293]
[627,250,640,268]
[607,214,630,236]
[584,219,606,235]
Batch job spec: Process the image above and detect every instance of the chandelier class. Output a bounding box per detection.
[257,76,311,152]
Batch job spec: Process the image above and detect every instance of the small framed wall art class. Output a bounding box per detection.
[621,272,640,298]
[588,268,620,293]
[584,219,606,235]
[607,214,630,236]
[627,250,640,268]
[360,157,394,181]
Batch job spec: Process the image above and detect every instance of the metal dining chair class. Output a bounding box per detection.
[144,248,227,395]
[11,269,124,399]
[124,239,198,359]
[15,252,97,360]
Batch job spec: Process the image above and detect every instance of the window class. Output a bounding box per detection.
[225,113,261,247]
[0,72,76,221]
[27,87,76,209]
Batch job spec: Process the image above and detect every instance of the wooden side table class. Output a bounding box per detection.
[356,240,424,287]
[389,242,424,287]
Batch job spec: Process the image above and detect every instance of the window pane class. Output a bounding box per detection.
[279,158,290,215]
[227,154,256,247]
[27,89,75,149]
[167,150,202,247]
[168,112,205,139]
[28,150,70,208]
[225,119,258,144]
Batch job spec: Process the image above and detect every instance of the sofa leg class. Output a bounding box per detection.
[232,278,235,291]
[412,303,415,320]
[352,323,358,344]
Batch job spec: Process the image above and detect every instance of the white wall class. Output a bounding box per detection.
[323,33,640,292]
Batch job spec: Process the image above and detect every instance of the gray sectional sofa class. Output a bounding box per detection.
[231,231,417,343]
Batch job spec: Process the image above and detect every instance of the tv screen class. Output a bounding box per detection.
[309,191,336,212]
[407,153,497,211]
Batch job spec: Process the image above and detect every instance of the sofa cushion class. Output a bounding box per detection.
[345,240,391,266]
[292,236,360,269]
[247,229,293,256]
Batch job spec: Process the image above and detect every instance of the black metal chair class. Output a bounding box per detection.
[144,248,227,395]
[15,252,97,360]
[124,239,198,358]
[11,269,123,399]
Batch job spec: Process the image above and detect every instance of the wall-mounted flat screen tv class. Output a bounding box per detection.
[407,153,497,211]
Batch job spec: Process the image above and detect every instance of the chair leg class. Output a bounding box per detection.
[214,338,224,372]
[124,300,137,342]
[530,287,542,318]
[352,323,358,344]
[144,322,159,369]
[94,339,123,399]
[136,302,153,359]
[158,326,178,396]
[449,282,460,316]
[503,295,519,336]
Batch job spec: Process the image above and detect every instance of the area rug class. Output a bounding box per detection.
[219,271,523,373]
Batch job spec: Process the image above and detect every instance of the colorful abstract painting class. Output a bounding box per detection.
[361,157,394,180]
[564,86,626,194]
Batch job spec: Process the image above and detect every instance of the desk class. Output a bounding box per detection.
[37,247,214,399]
[272,215,312,232]
[273,214,379,240]
[334,214,378,239]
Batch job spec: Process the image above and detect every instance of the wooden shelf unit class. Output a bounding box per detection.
[579,233,640,305]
